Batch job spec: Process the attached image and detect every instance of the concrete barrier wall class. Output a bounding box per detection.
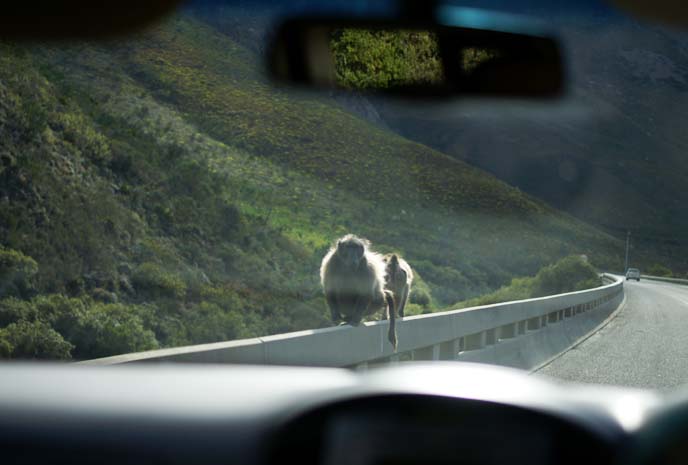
[80,274,624,369]
[455,291,620,370]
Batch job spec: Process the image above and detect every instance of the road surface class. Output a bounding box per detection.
[536,278,688,391]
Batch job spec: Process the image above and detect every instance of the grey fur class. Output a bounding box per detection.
[320,234,397,349]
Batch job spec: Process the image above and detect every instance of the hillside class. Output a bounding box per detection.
[0,11,621,360]
[372,14,688,272]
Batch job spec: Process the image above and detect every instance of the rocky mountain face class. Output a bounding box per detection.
[374,15,688,271]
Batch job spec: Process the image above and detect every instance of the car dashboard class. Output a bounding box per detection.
[1,362,686,465]
[273,394,618,465]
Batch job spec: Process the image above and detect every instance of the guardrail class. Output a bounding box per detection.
[608,271,688,286]
[641,275,688,285]
[80,274,624,370]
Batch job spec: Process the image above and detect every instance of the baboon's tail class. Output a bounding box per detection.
[384,290,397,351]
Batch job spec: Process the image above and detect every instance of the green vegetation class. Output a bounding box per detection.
[0,13,622,360]
[0,247,38,298]
[461,48,501,73]
[452,255,602,309]
[647,264,672,277]
[0,320,72,360]
[331,29,443,90]
[0,294,157,360]
[329,30,501,90]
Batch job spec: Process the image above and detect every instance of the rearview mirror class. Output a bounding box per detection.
[268,9,565,99]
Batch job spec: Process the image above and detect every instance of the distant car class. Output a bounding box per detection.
[626,268,641,281]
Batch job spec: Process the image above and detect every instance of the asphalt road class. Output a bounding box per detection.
[536,278,688,391]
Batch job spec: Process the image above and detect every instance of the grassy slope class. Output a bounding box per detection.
[451,255,603,309]
[127,17,623,281]
[0,13,622,359]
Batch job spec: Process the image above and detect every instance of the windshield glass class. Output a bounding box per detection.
[1,0,686,389]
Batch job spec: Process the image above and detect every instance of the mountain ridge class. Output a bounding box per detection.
[0,11,624,359]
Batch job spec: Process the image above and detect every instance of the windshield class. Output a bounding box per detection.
[1,0,686,390]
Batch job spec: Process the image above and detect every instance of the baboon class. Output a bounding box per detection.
[384,254,414,318]
[320,234,397,349]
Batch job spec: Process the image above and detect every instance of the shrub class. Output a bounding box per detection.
[402,303,424,316]
[409,288,431,307]
[219,203,245,238]
[179,268,211,301]
[0,320,73,360]
[53,112,111,165]
[140,303,190,348]
[0,294,157,360]
[0,248,38,298]
[184,302,247,343]
[68,303,159,360]
[331,29,443,90]
[132,262,187,299]
[531,255,601,297]
[92,287,118,303]
[200,284,243,310]
[457,277,533,309]
[647,264,672,277]
[0,294,88,331]
[0,297,39,326]
[0,335,12,358]
[31,294,90,337]
[452,255,601,309]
